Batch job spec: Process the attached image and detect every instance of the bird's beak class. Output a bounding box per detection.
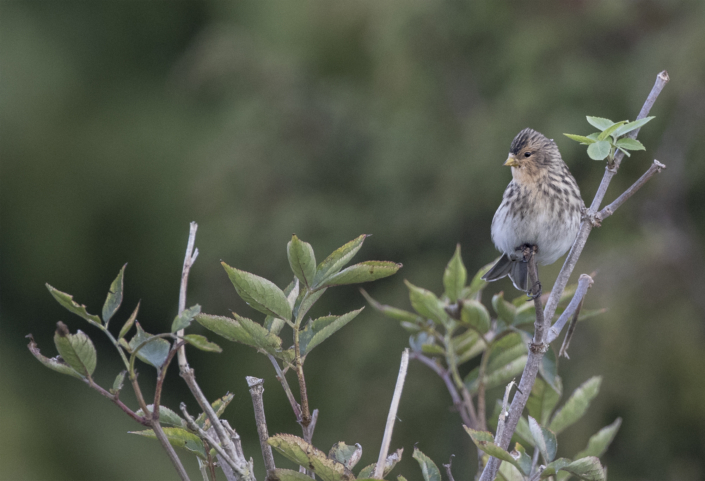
[504,155,520,167]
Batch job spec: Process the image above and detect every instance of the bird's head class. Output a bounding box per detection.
[504,128,562,179]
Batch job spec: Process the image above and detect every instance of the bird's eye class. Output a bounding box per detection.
[524,151,532,158]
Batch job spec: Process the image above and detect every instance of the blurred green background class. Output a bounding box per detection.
[2,1,705,479]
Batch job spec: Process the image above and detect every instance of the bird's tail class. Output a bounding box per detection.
[482,254,529,292]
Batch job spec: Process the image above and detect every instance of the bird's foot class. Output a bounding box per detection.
[516,244,538,263]
[527,280,542,300]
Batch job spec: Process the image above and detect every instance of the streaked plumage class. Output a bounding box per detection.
[482,128,583,292]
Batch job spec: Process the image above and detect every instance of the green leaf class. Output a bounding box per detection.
[412,447,441,481]
[299,308,364,356]
[46,284,102,327]
[130,427,206,459]
[195,312,292,361]
[271,469,316,481]
[615,137,645,151]
[421,343,445,356]
[266,278,299,334]
[293,287,326,322]
[361,289,424,324]
[492,292,516,324]
[328,442,362,469]
[511,443,533,476]
[183,334,222,353]
[529,416,557,463]
[288,235,317,288]
[586,116,614,131]
[222,262,292,321]
[587,133,600,141]
[357,448,403,478]
[540,458,571,477]
[559,457,605,481]
[465,356,527,395]
[405,280,449,324]
[464,259,496,298]
[539,347,560,393]
[452,329,484,364]
[514,415,535,447]
[128,323,171,369]
[563,134,596,145]
[118,302,140,340]
[460,300,490,333]
[26,334,83,379]
[171,304,202,333]
[527,378,562,426]
[111,370,126,394]
[549,376,602,434]
[268,434,354,481]
[611,116,655,138]
[136,405,185,427]
[575,418,622,459]
[465,428,526,474]
[597,121,626,141]
[53,322,97,377]
[102,264,126,326]
[586,141,611,161]
[498,462,524,481]
[195,392,234,429]
[317,261,402,289]
[313,234,367,288]
[443,244,467,303]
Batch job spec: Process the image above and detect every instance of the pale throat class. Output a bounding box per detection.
[509,162,547,185]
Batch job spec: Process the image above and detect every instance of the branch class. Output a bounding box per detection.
[178,222,199,370]
[181,403,244,476]
[596,160,666,223]
[181,368,254,479]
[545,274,593,344]
[373,348,410,479]
[443,455,457,481]
[247,377,276,477]
[479,70,669,481]
[267,355,302,420]
[410,351,477,428]
[152,421,192,481]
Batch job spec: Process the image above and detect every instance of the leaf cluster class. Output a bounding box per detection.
[564,116,654,162]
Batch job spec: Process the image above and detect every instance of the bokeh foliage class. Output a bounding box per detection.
[2,1,705,480]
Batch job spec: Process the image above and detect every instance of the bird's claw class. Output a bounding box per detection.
[527,280,542,300]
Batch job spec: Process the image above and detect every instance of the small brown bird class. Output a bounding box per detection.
[482,128,583,293]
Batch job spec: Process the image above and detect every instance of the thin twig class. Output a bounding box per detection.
[443,455,457,481]
[527,252,547,344]
[178,222,199,370]
[558,295,584,359]
[154,341,185,417]
[151,421,192,481]
[545,274,593,344]
[181,368,253,479]
[83,377,149,425]
[479,70,670,481]
[374,349,410,479]
[181,403,244,476]
[596,160,666,223]
[267,355,302,420]
[247,377,276,477]
[410,351,476,428]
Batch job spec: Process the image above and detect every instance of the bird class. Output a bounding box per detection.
[482,128,583,295]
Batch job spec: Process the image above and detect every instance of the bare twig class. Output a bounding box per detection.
[247,377,276,477]
[410,351,476,428]
[181,368,253,479]
[546,274,593,344]
[596,160,666,223]
[374,349,410,479]
[527,252,547,344]
[178,222,199,370]
[154,341,185,416]
[479,70,670,481]
[82,377,149,425]
[443,455,457,481]
[181,403,244,476]
[268,355,302,420]
[558,295,584,359]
